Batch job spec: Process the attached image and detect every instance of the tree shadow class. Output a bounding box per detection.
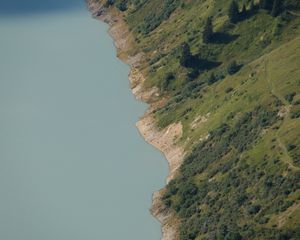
[211,32,239,44]
[186,56,221,71]
[238,6,260,22]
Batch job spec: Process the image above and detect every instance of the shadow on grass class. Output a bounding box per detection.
[211,32,239,44]
[186,56,221,70]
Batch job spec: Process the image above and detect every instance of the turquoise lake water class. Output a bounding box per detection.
[0,1,167,239]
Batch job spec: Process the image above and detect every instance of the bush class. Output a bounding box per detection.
[161,72,175,91]
[141,0,180,34]
[207,73,217,85]
[293,99,300,105]
[287,144,296,151]
[284,92,296,103]
[247,204,261,214]
[180,43,192,67]
[227,60,241,75]
[291,110,300,119]
[104,0,115,7]
[187,69,200,81]
[161,106,286,239]
[116,0,128,11]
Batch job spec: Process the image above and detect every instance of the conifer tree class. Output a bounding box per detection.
[203,17,213,43]
[228,1,240,23]
[207,72,217,85]
[180,43,192,67]
[241,3,247,19]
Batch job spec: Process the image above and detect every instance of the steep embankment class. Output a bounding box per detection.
[88,0,300,239]
[87,1,183,239]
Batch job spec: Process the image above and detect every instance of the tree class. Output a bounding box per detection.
[116,1,127,11]
[228,1,240,23]
[207,73,217,85]
[271,0,282,17]
[161,72,175,91]
[180,43,192,67]
[240,3,247,19]
[203,17,214,43]
[227,60,240,75]
[104,0,114,8]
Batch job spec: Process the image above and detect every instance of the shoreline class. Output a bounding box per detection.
[86,1,183,239]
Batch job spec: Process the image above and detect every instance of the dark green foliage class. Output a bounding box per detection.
[271,0,282,17]
[120,0,300,239]
[227,60,241,75]
[116,0,128,11]
[203,17,214,43]
[161,107,296,239]
[180,107,277,177]
[284,92,296,102]
[241,3,247,18]
[179,42,192,67]
[141,0,180,34]
[293,99,300,105]
[291,110,300,119]
[187,69,200,81]
[161,72,175,91]
[287,144,296,151]
[247,204,261,214]
[228,1,240,23]
[207,73,217,85]
[104,0,115,7]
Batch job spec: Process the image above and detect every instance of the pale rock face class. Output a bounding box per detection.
[86,2,183,239]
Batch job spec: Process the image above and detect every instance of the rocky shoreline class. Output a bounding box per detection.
[86,1,183,239]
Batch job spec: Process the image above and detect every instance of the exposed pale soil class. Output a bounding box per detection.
[86,1,182,239]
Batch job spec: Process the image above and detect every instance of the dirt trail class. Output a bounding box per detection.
[264,59,299,171]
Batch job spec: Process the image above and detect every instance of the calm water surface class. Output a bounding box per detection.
[0,1,167,239]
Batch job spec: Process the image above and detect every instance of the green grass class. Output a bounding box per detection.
[97,0,300,238]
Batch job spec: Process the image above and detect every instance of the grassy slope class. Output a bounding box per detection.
[97,0,300,239]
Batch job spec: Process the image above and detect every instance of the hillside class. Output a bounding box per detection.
[89,0,300,239]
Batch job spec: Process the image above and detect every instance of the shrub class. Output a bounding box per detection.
[180,43,192,67]
[207,73,218,85]
[293,99,300,105]
[104,0,115,7]
[284,92,296,103]
[291,110,300,119]
[161,72,175,91]
[227,60,241,75]
[287,144,296,151]
[247,204,261,214]
[141,0,180,34]
[187,69,200,81]
[116,0,128,11]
